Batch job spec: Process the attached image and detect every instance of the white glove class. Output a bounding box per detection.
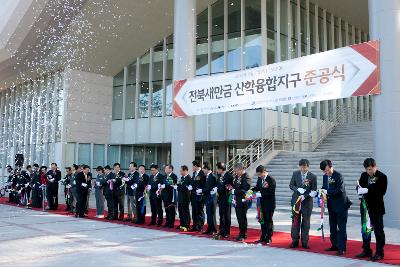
[309,190,317,198]
[66,184,71,189]
[255,192,262,198]
[158,183,161,189]
[322,189,328,195]
[48,175,52,179]
[297,188,306,194]
[96,182,100,186]
[231,189,235,195]
[196,189,202,194]
[81,183,87,188]
[112,179,116,182]
[173,185,178,190]
[25,184,29,188]
[123,177,129,182]
[133,183,138,189]
[33,184,36,188]
[130,185,135,190]
[161,184,166,189]
[211,187,218,195]
[187,185,193,191]
[73,181,76,185]
[146,185,151,190]
[358,187,368,195]
[300,195,305,202]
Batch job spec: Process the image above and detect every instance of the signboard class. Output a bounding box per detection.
[173,40,380,118]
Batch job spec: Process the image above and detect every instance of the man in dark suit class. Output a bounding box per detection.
[135,165,149,225]
[356,158,388,261]
[162,164,178,228]
[113,163,126,221]
[215,162,234,238]
[189,160,206,232]
[201,162,217,235]
[289,159,318,249]
[46,163,62,210]
[177,165,192,230]
[320,160,351,256]
[252,165,276,244]
[149,164,164,226]
[104,165,116,220]
[75,165,91,218]
[126,162,139,223]
[232,162,252,241]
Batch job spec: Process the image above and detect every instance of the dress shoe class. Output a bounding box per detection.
[236,236,244,241]
[289,242,299,248]
[255,239,265,243]
[371,254,384,261]
[202,231,212,235]
[355,250,372,258]
[336,250,345,256]
[325,246,338,251]
[265,239,272,245]
[302,243,310,249]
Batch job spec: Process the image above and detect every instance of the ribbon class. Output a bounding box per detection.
[291,196,302,228]
[172,188,177,205]
[361,197,373,238]
[316,190,327,240]
[256,197,264,225]
[139,191,148,215]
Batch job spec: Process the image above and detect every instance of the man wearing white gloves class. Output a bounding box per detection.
[252,165,276,244]
[46,163,61,210]
[320,160,352,256]
[162,164,178,228]
[149,164,164,226]
[215,162,234,238]
[75,165,91,218]
[289,159,318,249]
[126,162,139,223]
[201,162,218,235]
[355,158,388,262]
[177,165,192,230]
[94,166,107,218]
[189,160,206,232]
[232,163,252,241]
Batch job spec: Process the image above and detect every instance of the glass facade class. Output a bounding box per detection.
[110,0,371,150]
[0,71,64,167]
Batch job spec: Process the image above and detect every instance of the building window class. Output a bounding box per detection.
[65,143,76,167]
[245,28,261,69]
[107,145,119,166]
[93,144,105,167]
[211,34,224,74]
[152,44,164,117]
[165,42,173,116]
[78,143,91,166]
[139,52,150,118]
[112,86,123,120]
[120,145,132,169]
[126,63,136,119]
[227,0,241,71]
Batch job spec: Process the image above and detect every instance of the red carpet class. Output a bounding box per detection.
[1,197,399,265]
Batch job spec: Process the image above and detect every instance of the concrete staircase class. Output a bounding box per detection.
[262,121,373,210]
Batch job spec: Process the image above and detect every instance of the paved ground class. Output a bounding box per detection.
[0,203,397,267]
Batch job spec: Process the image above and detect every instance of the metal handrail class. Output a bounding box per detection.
[227,105,371,173]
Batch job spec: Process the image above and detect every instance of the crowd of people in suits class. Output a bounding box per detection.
[4,157,387,262]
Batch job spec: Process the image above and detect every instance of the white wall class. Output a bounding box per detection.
[63,69,113,144]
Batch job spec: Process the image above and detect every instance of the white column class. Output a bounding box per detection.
[171,0,196,169]
[369,0,400,228]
